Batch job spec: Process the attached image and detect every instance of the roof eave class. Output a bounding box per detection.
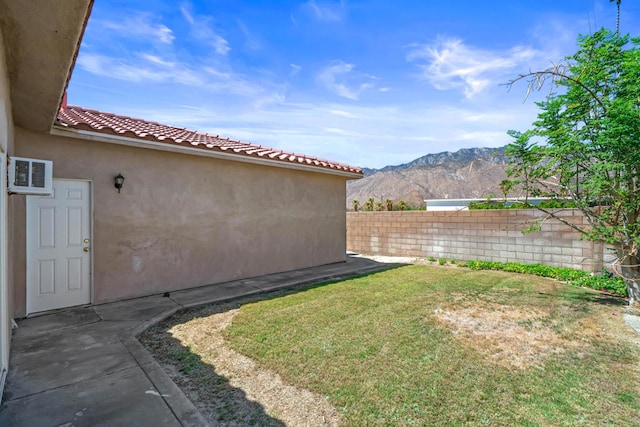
[0,0,93,132]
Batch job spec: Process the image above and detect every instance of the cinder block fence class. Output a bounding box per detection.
[347,210,608,272]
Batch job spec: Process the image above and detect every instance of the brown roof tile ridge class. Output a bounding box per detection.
[58,105,363,174]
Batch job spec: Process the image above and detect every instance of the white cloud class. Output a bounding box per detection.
[138,53,175,68]
[303,0,346,22]
[77,53,205,86]
[180,5,231,55]
[330,109,357,118]
[98,14,175,44]
[316,61,375,100]
[237,20,262,50]
[77,53,287,101]
[121,96,540,169]
[407,37,540,99]
[290,64,302,77]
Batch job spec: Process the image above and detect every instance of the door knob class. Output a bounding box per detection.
[83,247,91,252]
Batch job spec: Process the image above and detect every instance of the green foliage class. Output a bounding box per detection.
[363,198,374,211]
[573,274,627,296]
[468,199,576,210]
[459,260,627,297]
[468,200,508,210]
[438,257,447,265]
[360,198,415,211]
[504,29,640,301]
[427,256,436,262]
[505,29,640,249]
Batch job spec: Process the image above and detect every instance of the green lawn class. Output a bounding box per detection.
[222,265,640,426]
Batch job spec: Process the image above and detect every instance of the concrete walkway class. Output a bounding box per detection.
[0,255,392,426]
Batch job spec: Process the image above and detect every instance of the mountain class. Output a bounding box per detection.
[348,147,509,209]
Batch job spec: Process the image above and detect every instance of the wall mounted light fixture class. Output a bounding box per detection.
[114,173,125,193]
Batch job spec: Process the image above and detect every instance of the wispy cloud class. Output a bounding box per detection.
[303,0,346,22]
[290,64,302,77]
[126,98,540,169]
[237,20,262,50]
[77,53,286,101]
[97,14,175,45]
[316,61,375,100]
[77,53,205,85]
[138,53,175,68]
[180,4,231,55]
[407,37,539,98]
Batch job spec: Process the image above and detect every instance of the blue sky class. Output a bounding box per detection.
[67,0,638,169]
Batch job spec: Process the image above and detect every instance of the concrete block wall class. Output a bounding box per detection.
[347,209,604,272]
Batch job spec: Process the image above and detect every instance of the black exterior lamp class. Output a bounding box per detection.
[114,173,125,193]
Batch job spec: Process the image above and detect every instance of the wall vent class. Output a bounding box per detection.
[8,157,53,195]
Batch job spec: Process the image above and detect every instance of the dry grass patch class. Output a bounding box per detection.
[141,304,339,426]
[434,302,581,368]
[168,308,339,426]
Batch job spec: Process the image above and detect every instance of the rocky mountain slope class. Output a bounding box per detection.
[347,147,509,209]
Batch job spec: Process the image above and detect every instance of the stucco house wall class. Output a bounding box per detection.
[12,128,348,316]
[0,23,14,388]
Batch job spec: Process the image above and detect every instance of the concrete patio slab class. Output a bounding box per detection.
[0,255,391,426]
[169,280,261,308]
[12,306,100,338]
[0,366,180,427]
[95,294,181,321]
[5,320,140,400]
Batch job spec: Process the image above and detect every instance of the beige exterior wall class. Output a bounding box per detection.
[0,25,14,383]
[12,128,348,316]
[347,210,603,272]
[0,33,11,155]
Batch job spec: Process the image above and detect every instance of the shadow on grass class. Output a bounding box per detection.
[138,258,407,425]
[564,290,628,307]
[139,313,286,426]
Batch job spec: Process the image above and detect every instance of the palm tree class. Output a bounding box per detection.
[352,199,360,212]
[363,198,374,211]
[610,0,621,34]
[385,199,393,211]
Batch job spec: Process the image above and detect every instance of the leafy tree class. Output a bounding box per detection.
[504,130,540,204]
[505,28,640,304]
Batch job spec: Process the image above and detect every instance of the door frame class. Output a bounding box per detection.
[0,150,9,393]
[26,178,93,315]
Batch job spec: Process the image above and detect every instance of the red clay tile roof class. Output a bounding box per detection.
[56,105,363,176]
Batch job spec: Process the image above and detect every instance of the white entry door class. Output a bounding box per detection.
[26,179,91,314]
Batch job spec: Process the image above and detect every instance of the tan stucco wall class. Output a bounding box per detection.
[12,128,348,316]
[0,24,15,368]
[0,30,11,156]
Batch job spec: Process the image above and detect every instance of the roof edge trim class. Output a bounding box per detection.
[50,126,363,180]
